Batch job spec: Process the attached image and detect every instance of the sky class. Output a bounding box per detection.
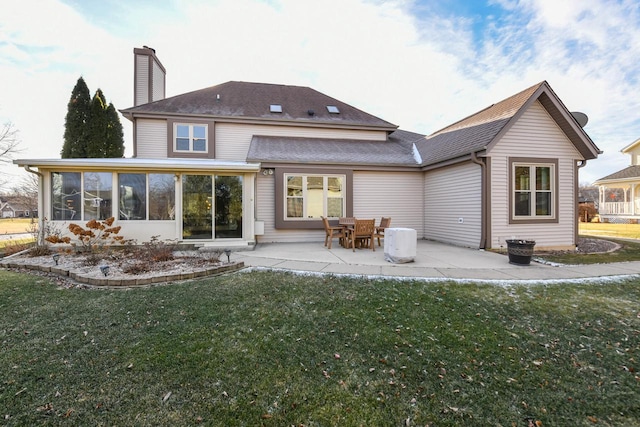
[1,0,640,188]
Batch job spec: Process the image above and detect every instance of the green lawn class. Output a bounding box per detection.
[1,270,639,426]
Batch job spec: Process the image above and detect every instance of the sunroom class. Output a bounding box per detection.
[16,158,260,247]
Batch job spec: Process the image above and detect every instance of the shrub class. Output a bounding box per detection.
[123,262,150,275]
[46,217,127,253]
[579,203,597,222]
[28,245,52,257]
[82,253,103,266]
[4,241,33,256]
[140,235,176,262]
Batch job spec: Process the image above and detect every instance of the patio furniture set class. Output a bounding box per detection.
[322,217,391,251]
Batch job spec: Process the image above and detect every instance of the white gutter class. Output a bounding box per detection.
[13,158,261,172]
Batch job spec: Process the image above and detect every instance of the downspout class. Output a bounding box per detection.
[470,151,487,249]
[576,160,587,248]
[23,166,44,246]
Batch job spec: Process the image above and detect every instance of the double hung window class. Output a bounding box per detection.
[512,161,555,220]
[175,124,207,153]
[285,174,345,219]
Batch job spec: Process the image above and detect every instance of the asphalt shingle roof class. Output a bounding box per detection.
[413,81,600,166]
[247,129,424,166]
[595,165,640,183]
[123,79,599,168]
[122,81,397,130]
[414,83,543,165]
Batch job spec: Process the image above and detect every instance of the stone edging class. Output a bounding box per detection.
[0,260,245,286]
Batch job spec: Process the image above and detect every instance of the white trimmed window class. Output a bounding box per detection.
[285,174,345,219]
[175,124,207,152]
[513,163,554,219]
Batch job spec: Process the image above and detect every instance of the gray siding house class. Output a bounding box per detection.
[16,47,601,251]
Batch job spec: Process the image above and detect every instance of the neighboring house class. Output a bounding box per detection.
[0,197,36,219]
[15,47,601,250]
[594,138,640,223]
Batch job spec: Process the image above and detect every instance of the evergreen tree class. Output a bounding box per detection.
[61,78,125,158]
[104,102,124,158]
[86,89,108,158]
[61,77,91,158]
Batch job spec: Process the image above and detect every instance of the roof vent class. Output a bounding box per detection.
[270,104,282,113]
[307,109,315,116]
[327,105,340,114]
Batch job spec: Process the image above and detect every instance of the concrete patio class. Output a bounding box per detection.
[232,240,640,282]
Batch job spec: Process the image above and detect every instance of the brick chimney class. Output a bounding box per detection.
[133,46,166,106]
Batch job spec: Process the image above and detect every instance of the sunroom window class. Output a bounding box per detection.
[175,124,207,152]
[51,172,81,220]
[51,172,175,222]
[83,172,113,220]
[118,173,175,221]
[513,163,554,219]
[285,174,345,219]
[119,173,146,220]
[52,172,112,221]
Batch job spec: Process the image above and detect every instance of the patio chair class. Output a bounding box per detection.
[321,216,345,249]
[338,217,355,227]
[346,218,375,252]
[373,217,391,246]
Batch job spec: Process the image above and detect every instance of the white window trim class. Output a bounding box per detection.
[512,162,555,220]
[284,174,346,220]
[174,123,208,153]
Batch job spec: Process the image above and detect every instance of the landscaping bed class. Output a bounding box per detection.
[1,249,244,287]
[535,237,640,265]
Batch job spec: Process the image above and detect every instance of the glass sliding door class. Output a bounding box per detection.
[181,174,244,240]
[182,175,212,239]
[215,175,243,239]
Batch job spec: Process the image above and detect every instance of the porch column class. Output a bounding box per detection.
[632,184,637,216]
[599,186,604,212]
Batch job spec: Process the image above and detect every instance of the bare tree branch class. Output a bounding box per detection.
[0,121,23,163]
[11,173,38,197]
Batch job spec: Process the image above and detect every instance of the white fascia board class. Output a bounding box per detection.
[14,158,261,172]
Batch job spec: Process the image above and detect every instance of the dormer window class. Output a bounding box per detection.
[270,104,282,113]
[175,124,207,152]
[327,105,340,114]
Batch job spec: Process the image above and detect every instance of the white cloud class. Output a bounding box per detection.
[0,0,639,187]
